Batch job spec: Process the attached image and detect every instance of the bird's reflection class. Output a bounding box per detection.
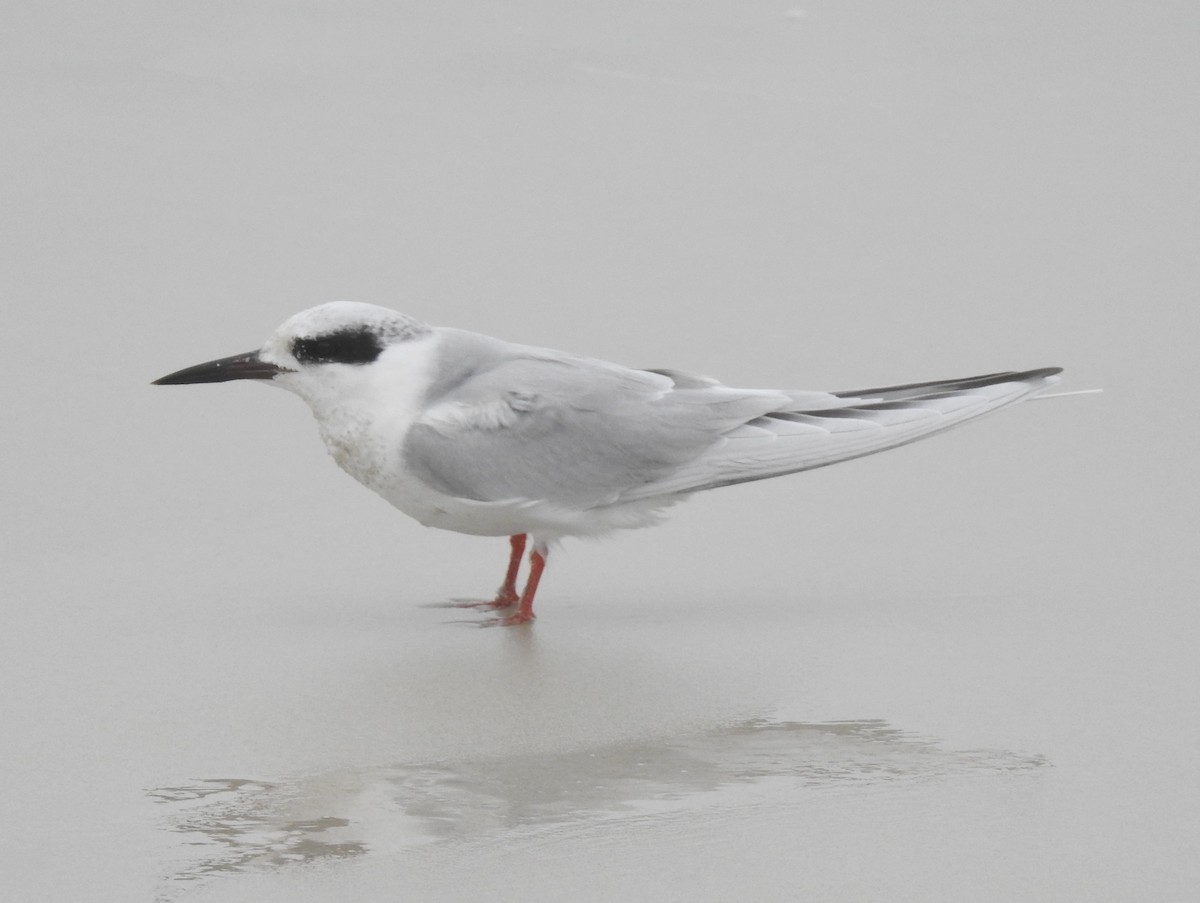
[151,717,1045,891]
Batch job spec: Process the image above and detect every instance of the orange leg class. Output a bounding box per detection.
[489,542,547,627]
[493,533,527,606]
[445,534,529,612]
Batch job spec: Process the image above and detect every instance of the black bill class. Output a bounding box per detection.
[152,351,291,385]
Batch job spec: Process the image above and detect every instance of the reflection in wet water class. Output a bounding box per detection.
[151,719,1046,894]
[149,779,366,883]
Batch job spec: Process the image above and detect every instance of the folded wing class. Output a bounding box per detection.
[619,368,1063,500]
[402,332,791,509]
[402,329,1060,509]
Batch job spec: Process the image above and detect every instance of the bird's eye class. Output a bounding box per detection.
[291,328,384,365]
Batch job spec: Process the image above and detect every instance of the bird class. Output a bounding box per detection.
[153,301,1062,626]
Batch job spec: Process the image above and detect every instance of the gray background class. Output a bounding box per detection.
[2,2,1197,901]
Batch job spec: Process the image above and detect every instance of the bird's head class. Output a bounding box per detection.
[153,302,433,409]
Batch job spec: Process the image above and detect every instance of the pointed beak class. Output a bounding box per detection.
[152,350,291,385]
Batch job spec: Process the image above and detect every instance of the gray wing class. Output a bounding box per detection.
[618,368,1063,500]
[404,330,1061,509]
[402,331,790,508]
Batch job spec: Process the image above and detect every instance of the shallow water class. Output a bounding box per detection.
[3,2,1198,901]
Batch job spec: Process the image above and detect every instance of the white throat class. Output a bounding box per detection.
[274,332,442,492]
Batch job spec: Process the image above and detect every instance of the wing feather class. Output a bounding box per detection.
[402,332,788,508]
[403,333,1060,510]
[618,370,1060,499]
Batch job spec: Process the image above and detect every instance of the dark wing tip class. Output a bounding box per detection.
[834,367,1063,400]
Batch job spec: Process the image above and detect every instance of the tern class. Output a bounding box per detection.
[154,302,1061,625]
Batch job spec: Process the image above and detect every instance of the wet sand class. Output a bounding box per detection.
[2,2,1196,901]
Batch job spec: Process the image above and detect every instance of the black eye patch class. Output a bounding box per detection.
[291,328,384,365]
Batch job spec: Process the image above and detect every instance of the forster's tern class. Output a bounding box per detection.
[154,302,1062,625]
